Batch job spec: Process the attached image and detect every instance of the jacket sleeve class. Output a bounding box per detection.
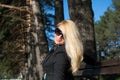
[53,52,67,80]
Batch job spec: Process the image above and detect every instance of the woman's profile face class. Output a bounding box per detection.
[54,25,65,45]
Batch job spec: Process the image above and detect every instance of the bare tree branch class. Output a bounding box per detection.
[0,3,31,13]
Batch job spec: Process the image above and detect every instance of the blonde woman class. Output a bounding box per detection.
[42,20,83,80]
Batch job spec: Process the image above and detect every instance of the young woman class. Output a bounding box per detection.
[42,20,83,80]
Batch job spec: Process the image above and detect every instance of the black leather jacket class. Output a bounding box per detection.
[42,44,74,80]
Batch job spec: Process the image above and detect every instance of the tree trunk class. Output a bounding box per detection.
[68,0,97,65]
[54,0,64,25]
[24,0,48,80]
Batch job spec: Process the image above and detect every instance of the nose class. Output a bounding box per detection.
[57,34,63,39]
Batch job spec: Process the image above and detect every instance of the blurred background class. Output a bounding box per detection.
[0,0,120,80]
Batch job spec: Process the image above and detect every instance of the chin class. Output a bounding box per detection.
[56,42,60,45]
[55,41,59,44]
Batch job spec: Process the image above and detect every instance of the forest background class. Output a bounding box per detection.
[0,0,120,80]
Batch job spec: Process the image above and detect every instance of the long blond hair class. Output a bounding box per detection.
[57,20,83,73]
